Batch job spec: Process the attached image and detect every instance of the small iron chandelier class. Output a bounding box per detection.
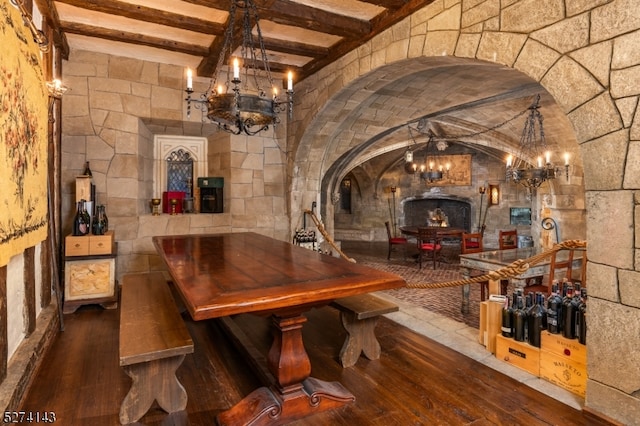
[505,94,569,192]
[404,129,449,183]
[184,0,293,136]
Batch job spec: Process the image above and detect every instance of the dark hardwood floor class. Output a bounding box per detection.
[21,298,611,425]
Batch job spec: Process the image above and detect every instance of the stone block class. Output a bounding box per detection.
[502,0,564,33]
[570,41,613,88]
[591,0,640,43]
[542,56,603,113]
[477,32,527,67]
[568,93,623,143]
[619,269,640,308]
[611,65,640,98]
[581,130,627,190]
[586,262,619,302]
[588,298,640,394]
[586,190,634,269]
[462,0,499,28]
[514,39,560,82]
[586,380,640,426]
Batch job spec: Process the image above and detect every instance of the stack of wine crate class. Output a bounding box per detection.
[492,325,586,397]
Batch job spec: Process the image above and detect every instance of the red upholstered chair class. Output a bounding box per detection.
[385,221,407,260]
[417,227,442,269]
[461,232,483,254]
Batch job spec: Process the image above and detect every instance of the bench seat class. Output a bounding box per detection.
[119,272,194,424]
[330,294,399,368]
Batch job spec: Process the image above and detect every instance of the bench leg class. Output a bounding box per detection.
[119,355,188,425]
[339,312,381,368]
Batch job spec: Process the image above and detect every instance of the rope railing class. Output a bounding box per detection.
[301,209,585,290]
[304,209,356,263]
[406,239,586,289]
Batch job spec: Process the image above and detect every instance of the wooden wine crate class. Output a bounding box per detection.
[89,230,114,255]
[540,331,586,365]
[65,231,114,256]
[495,334,540,376]
[65,235,90,256]
[478,300,503,353]
[539,350,586,397]
[75,176,92,202]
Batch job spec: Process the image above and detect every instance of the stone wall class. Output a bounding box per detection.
[287,0,640,423]
[61,52,289,280]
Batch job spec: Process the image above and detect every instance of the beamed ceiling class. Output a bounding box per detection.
[36,0,436,82]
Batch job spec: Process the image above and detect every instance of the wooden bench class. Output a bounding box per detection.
[119,272,194,425]
[330,294,399,368]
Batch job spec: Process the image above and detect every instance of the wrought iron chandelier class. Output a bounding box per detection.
[404,129,450,184]
[184,0,293,136]
[505,94,569,191]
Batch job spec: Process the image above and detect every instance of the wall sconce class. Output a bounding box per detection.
[47,79,68,122]
[489,184,500,206]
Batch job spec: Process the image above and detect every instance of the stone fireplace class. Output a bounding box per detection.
[402,194,472,231]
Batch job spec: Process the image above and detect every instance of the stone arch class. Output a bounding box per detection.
[288,3,639,420]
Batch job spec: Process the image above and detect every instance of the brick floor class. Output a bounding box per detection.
[342,241,484,329]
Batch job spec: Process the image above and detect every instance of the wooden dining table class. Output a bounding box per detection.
[153,232,406,425]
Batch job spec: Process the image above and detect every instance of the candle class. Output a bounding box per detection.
[186,68,193,90]
[446,163,451,171]
[506,155,512,167]
[233,58,239,79]
[217,85,224,95]
[537,156,542,168]
[287,71,293,91]
[54,79,61,90]
[273,87,278,99]
[564,152,570,165]
[545,151,551,164]
[429,161,434,171]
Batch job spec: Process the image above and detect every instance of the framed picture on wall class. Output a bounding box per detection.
[510,208,532,225]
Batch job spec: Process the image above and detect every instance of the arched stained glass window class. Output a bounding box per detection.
[166,149,194,195]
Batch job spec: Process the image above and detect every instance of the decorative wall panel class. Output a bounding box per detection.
[0,3,48,266]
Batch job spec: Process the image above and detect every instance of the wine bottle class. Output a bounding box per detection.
[527,292,545,347]
[513,296,526,342]
[577,288,587,345]
[73,201,89,236]
[562,284,577,339]
[501,295,513,338]
[546,282,561,334]
[92,205,106,235]
[83,161,92,177]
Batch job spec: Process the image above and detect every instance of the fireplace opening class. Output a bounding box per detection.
[403,197,472,231]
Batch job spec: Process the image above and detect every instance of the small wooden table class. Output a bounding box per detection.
[153,232,405,425]
[458,247,583,313]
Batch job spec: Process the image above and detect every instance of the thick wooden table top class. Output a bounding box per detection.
[153,232,406,321]
[459,247,583,277]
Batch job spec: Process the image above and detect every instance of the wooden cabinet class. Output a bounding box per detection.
[63,232,117,314]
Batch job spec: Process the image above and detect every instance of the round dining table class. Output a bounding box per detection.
[399,226,466,265]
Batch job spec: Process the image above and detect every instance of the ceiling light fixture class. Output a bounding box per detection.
[404,128,450,184]
[505,94,569,193]
[184,0,293,136]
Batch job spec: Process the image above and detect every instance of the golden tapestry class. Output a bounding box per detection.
[0,2,48,267]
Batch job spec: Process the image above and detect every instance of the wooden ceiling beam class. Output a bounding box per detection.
[59,21,210,56]
[259,36,329,58]
[259,1,371,38]
[55,0,224,35]
[360,0,408,9]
